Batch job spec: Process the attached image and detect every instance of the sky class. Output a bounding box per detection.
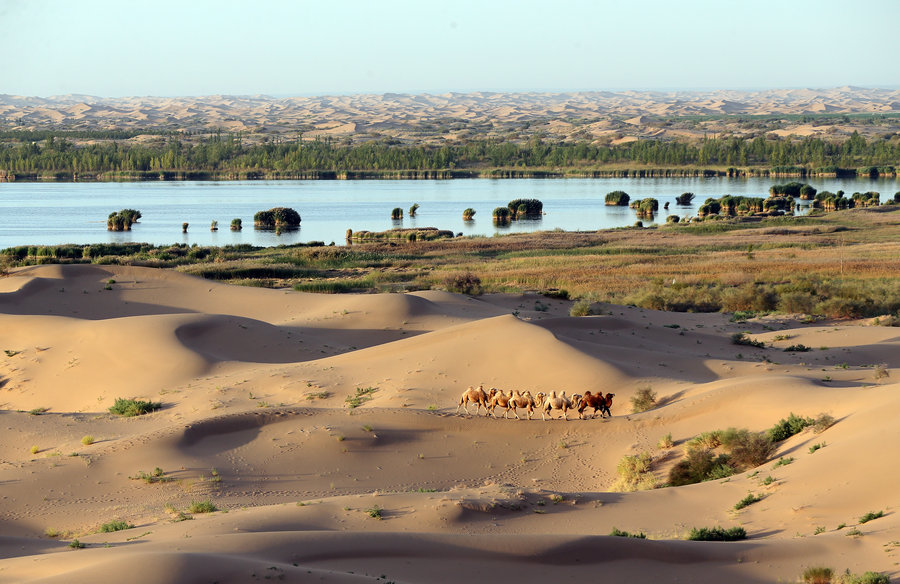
[1,0,898,97]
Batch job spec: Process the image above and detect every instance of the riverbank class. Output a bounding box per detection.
[2,165,898,182]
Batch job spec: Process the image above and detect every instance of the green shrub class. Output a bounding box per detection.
[675,192,695,205]
[630,386,657,413]
[462,208,476,220]
[99,520,134,533]
[668,448,732,486]
[858,510,884,524]
[366,505,383,519]
[391,207,403,220]
[409,203,419,216]
[767,413,814,442]
[687,526,747,541]
[68,539,85,549]
[230,218,242,230]
[109,398,162,417]
[81,435,94,446]
[188,499,218,513]
[731,332,766,348]
[784,344,811,352]
[569,299,593,317]
[609,527,646,538]
[657,433,674,449]
[839,571,891,584]
[719,428,775,468]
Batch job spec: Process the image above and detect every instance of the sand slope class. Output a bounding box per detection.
[0,264,898,583]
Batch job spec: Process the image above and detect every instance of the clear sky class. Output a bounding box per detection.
[2,0,897,97]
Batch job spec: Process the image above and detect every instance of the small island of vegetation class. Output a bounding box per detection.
[253,207,301,229]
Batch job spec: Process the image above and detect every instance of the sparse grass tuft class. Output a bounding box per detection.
[839,571,891,584]
[345,386,377,409]
[734,493,764,510]
[657,433,674,449]
[81,435,94,446]
[108,397,162,417]
[687,526,747,541]
[773,456,794,468]
[813,413,836,433]
[30,445,39,455]
[68,539,85,549]
[366,505,383,519]
[802,566,834,584]
[305,391,331,400]
[28,407,49,415]
[809,442,826,454]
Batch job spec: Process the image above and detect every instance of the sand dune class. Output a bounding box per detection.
[0,264,898,582]
[2,88,898,145]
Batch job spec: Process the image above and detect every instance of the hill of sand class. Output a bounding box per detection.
[0,264,898,583]
[1,87,899,145]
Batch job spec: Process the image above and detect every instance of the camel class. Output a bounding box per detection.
[576,391,605,419]
[507,390,536,420]
[599,393,615,418]
[488,389,514,419]
[541,390,571,421]
[456,384,488,415]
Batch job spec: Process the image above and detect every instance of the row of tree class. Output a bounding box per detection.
[0,132,898,174]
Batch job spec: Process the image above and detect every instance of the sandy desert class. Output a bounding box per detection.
[2,87,899,144]
[0,262,897,582]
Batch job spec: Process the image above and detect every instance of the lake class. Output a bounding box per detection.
[0,177,894,249]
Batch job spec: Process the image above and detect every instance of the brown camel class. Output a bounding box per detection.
[507,390,536,420]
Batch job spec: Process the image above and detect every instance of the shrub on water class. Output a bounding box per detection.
[605,191,630,206]
[675,192,694,205]
[492,206,511,223]
[230,218,242,230]
[462,208,476,220]
[253,207,301,228]
[391,207,403,220]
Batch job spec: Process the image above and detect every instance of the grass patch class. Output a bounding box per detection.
[366,505,383,519]
[802,567,833,584]
[858,510,884,524]
[188,499,218,514]
[773,456,794,468]
[630,386,657,413]
[68,539,85,549]
[657,433,674,449]
[687,526,747,541]
[98,520,134,533]
[733,493,764,510]
[609,527,646,539]
[28,407,49,415]
[130,467,172,484]
[108,397,162,417]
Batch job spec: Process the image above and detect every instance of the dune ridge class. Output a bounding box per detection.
[0,264,898,583]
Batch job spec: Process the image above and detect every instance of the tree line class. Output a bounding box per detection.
[0,132,897,175]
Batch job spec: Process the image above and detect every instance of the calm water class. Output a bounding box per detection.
[0,177,894,249]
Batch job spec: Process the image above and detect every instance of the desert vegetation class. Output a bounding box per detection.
[108,398,162,417]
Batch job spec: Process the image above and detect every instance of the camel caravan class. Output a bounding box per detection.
[456,385,614,421]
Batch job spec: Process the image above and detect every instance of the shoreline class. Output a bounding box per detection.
[2,166,897,183]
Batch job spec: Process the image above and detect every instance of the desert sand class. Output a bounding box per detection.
[2,87,898,144]
[0,263,897,583]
